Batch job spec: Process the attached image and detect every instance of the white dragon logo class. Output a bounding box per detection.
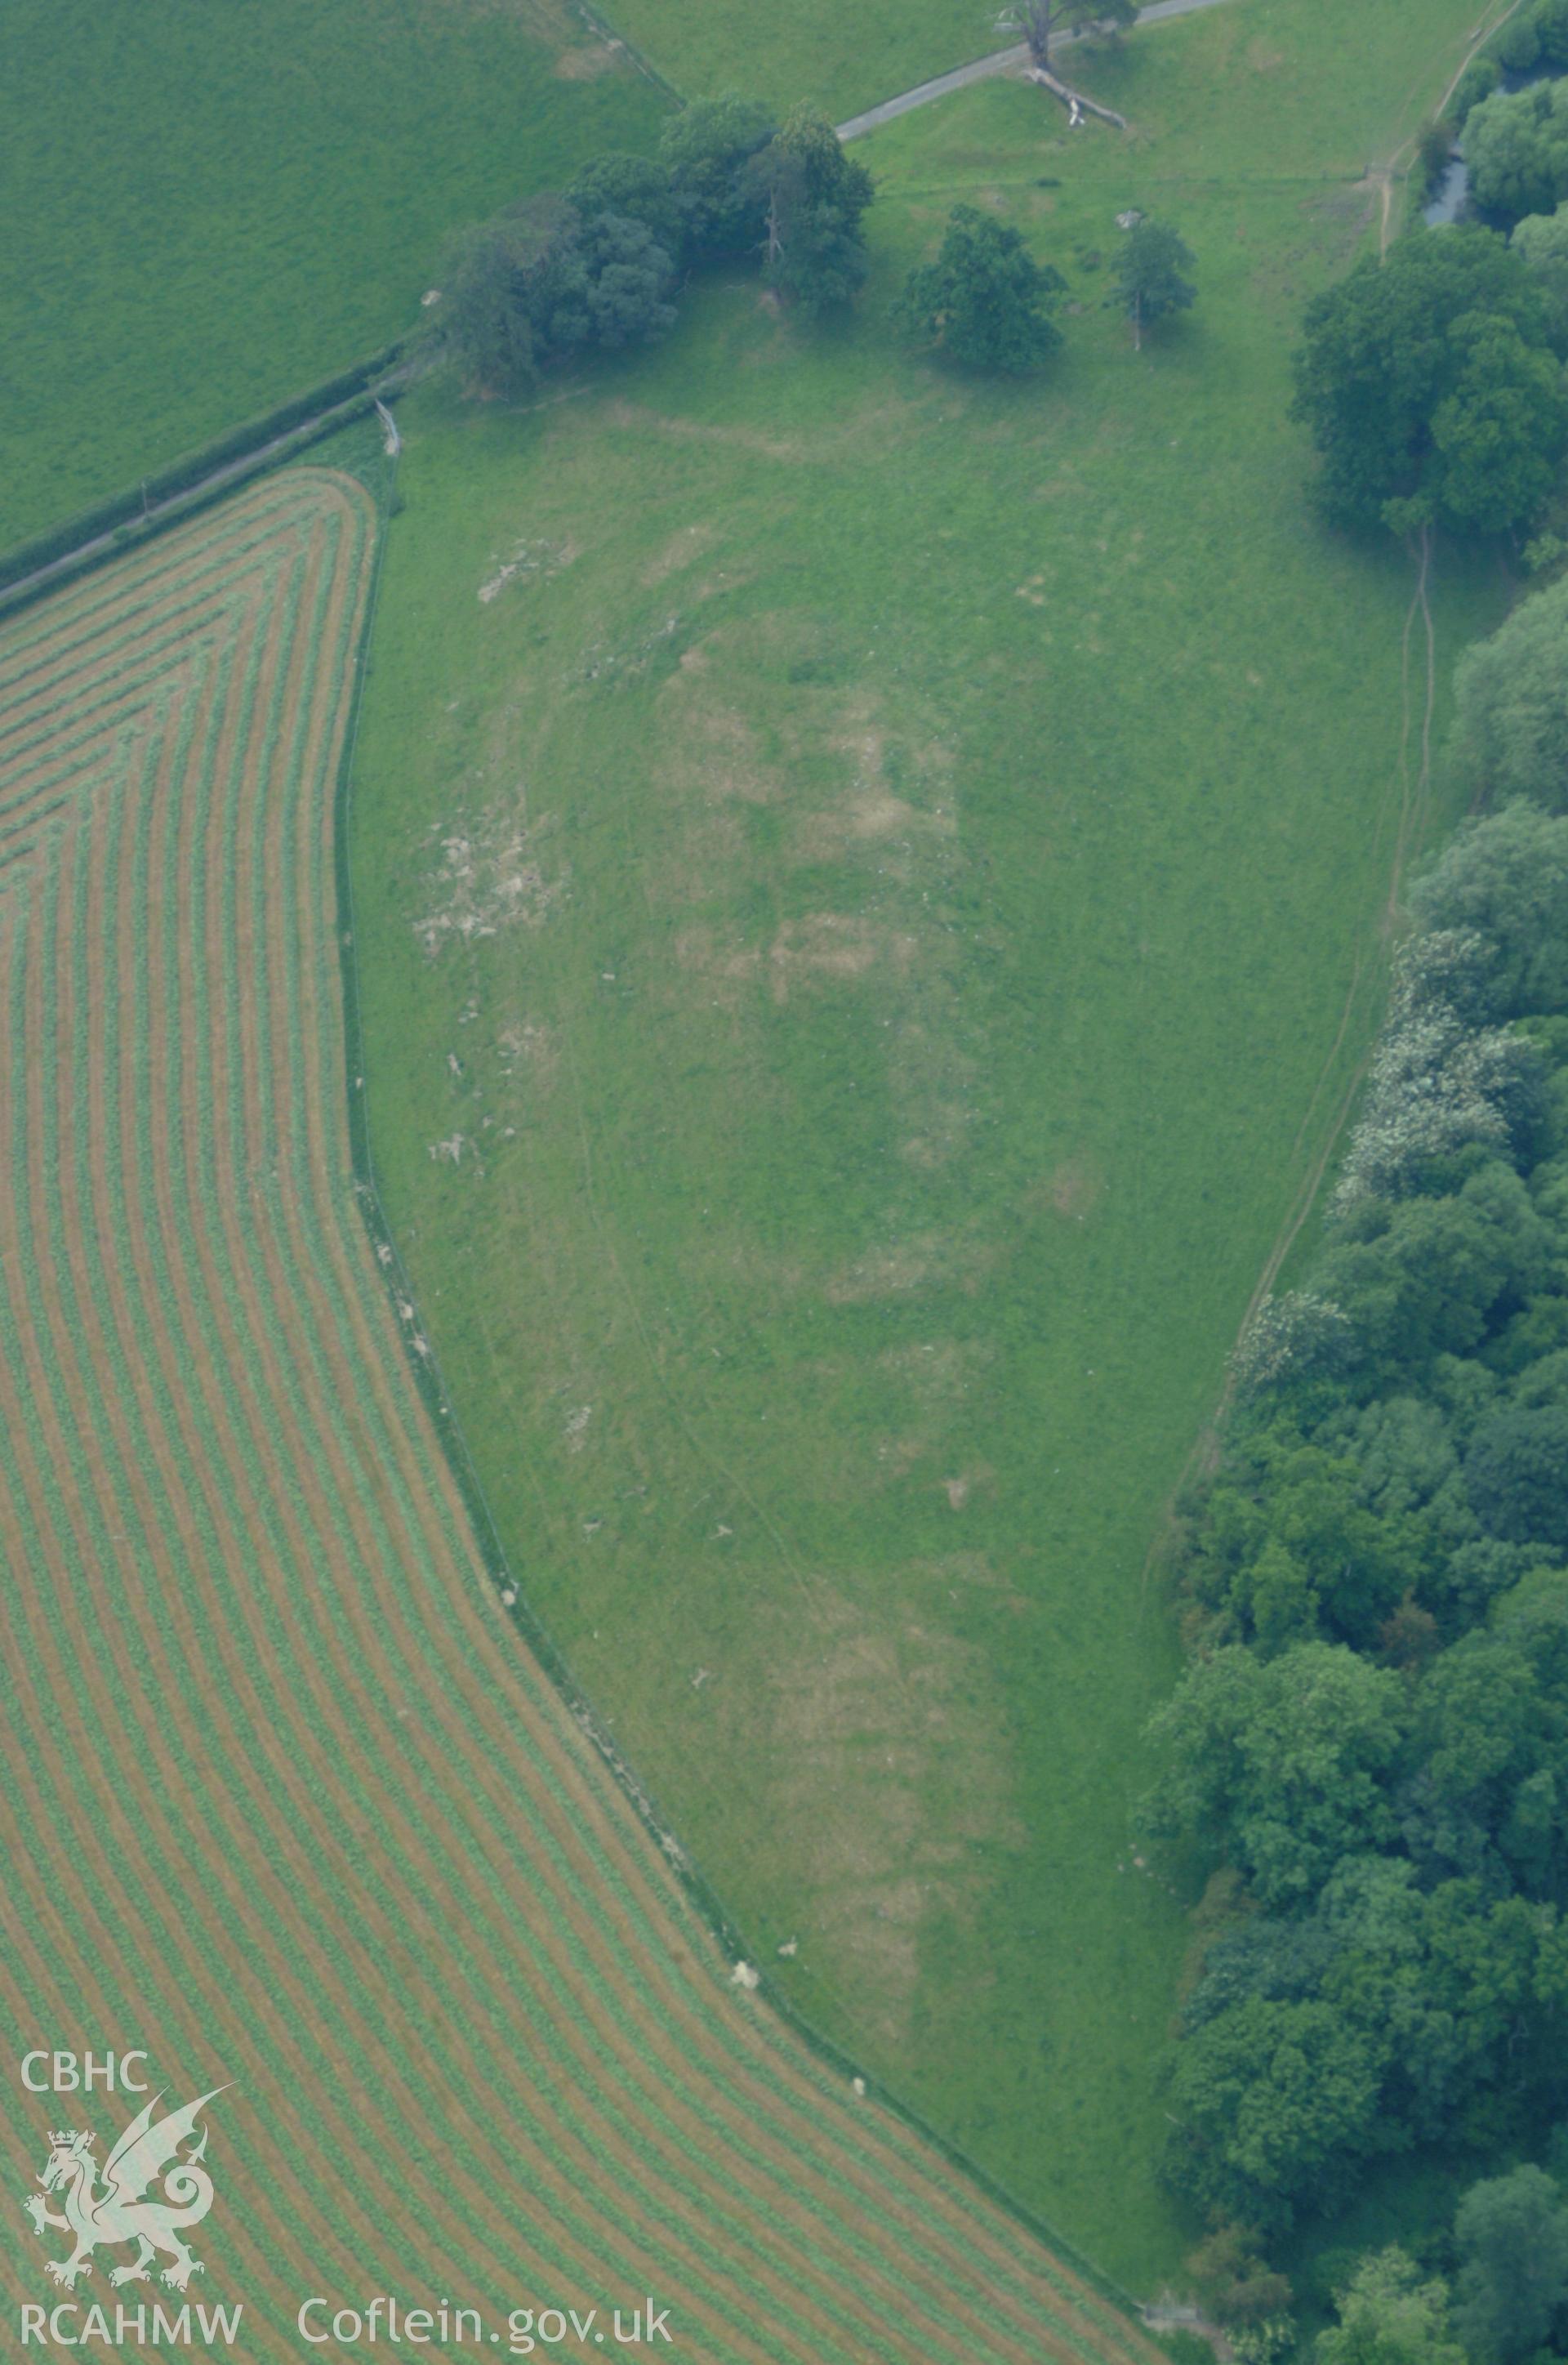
[24,2088,228,2293]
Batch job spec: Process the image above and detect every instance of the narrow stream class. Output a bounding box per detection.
[1423,152,1470,225]
[1423,61,1564,228]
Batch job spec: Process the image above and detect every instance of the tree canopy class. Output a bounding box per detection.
[1452,2166,1568,2361]
[565,151,685,260]
[1148,795,1568,2251]
[1451,54,1502,132]
[1004,0,1138,64]
[657,94,777,262]
[1465,1402,1568,1549]
[748,104,875,315]
[429,88,879,401]
[434,194,678,394]
[1315,2251,1467,2365]
[1166,1991,1386,2228]
[1451,570,1568,815]
[895,205,1065,372]
[1423,306,1568,533]
[435,210,553,398]
[1147,1643,1406,1906]
[1409,803,1568,1017]
[1510,199,1568,338]
[1111,217,1196,347]
[1466,79,1568,227]
[1290,228,1566,535]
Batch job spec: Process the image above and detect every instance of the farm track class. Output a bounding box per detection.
[0,473,1171,2364]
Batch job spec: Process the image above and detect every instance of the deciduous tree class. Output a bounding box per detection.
[433,194,678,392]
[1453,2166,1568,2362]
[1467,79,1568,226]
[1314,2249,1465,2365]
[658,95,777,261]
[1003,0,1138,62]
[1111,217,1196,347]
[895,206,1065,371]
[1465,1403,1568,1550]
[1290,228,1562,534]
[747,105,875,315]
[1428,308,1568,534]
[1146,1642,1407,1906]
[1511,199,1568,337]
[1166,1993,1385,2229]
[566,152,684,258]
[434,199,582,395]
[1410,805,1568,1017]
[1452,570,1568,813]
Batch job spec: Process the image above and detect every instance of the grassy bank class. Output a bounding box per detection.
[345,0,1499,2287]
[0,0,665,552]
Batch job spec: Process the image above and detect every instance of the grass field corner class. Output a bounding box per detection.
[0,0,667,555]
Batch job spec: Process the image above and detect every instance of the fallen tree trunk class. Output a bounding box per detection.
[1022,63,1129,127]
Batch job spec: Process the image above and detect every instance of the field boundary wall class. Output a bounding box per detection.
[0,342,403,609]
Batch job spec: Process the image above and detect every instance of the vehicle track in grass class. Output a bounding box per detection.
[1137,0,1508,1586]
[1140,515,1441,1595]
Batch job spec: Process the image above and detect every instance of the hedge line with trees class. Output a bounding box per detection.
[0,341,399,598]
[1147,578,1568,2351]
[430,91,1196,397]
[430,96,875,396]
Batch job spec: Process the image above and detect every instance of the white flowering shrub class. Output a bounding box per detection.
[1330,930,1543,1215]
[1229,2317,1297,2365]
[1386,926,1498,1025]
[1231,1291,1356,1397]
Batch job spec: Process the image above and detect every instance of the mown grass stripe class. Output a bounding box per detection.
[11,728,397,2317]
[77,494,780,2345]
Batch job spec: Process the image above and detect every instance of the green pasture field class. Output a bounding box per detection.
[0,0,665,555]
[599,0,1005,117]
[345,0,1503,2286]
[577,0,1487,122]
